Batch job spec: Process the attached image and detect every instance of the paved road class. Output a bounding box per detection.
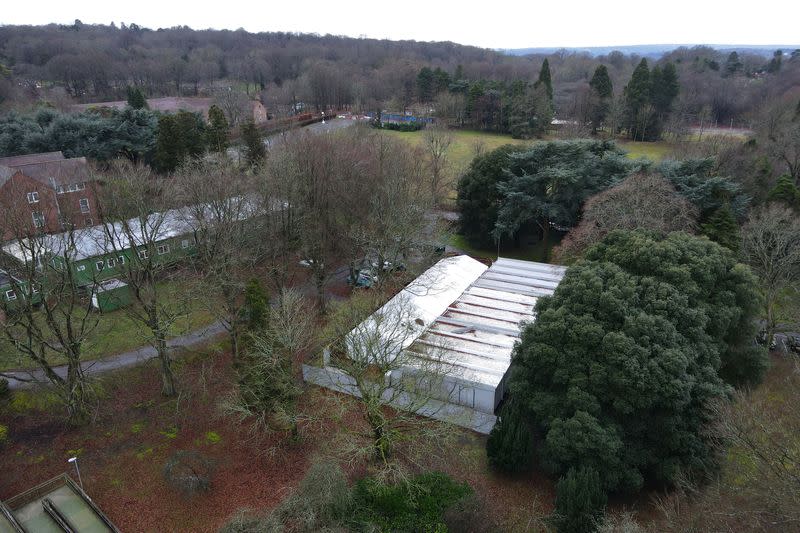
[2,320,228,389]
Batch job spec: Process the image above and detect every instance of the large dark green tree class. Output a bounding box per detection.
[588,65,613,133]
[241,119,266,168]
[0,107,157,162]
[456,144,523,247]
[623,59,652,141]
[206,104,230,153]
[126,86,147,109]
[490,231,765,492]
[535,58,553,102]
[153,111,207,173]
[508,84,552,139]
[417,67,435,102]
[493,140,641,243]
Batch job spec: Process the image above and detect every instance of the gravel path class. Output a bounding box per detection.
[2,320,227,389]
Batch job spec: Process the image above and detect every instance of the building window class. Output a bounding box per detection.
[79,198,90,214]
[85,218,93,227]
[77,182,86,190]
[138,249,149,259]
[181,239,190,249]
[27,191,40,203]
[118,255,126,265]
[32,211,45,228]
[107,258,116,268]
[157,244,170,255]
[77,265,86,272]
[5,290,17,301]
[96,261,104,271]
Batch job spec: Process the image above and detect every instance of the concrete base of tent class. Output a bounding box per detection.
[302,364,498,435]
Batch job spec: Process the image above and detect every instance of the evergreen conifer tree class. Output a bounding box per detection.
[206,104,230,153]
[126,86,147,109]
[241,120,266,168]
[487,400,533,472]
[552,467,607,533]
[535,58,553,101]
[701,204,741,252]
[589,65,613,133]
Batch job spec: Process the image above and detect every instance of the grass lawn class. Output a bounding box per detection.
[0,279,217,371]
[381,129,530,176]
[617,140,674,161]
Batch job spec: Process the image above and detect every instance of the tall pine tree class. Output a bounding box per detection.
[589,65,613,133]
[623,59,652,141]
[241,120,265,168]
[206,104,230,153]
[535,58,553,101]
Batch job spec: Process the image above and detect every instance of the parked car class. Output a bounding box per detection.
[786,335,800,354]
[348,268,377,288]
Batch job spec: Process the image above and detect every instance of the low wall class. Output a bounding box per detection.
[302,364,497,434]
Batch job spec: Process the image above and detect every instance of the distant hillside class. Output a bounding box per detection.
[501,44,800,58]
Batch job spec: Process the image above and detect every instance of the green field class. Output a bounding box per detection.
[382,129,530,173]
[617,140,675,161]
[0,280,216,371]
[382,129,671,190]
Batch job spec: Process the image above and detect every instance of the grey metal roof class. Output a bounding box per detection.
[407,257,566,388]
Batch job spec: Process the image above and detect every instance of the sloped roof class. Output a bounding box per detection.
[2,196,264,263]
[0,151,64,166]
[348,256,567,391]
[406,258,566,388]
[345,255,488,362]
[8,157,91,188]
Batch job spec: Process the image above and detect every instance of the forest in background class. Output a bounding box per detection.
[0,22,798,129]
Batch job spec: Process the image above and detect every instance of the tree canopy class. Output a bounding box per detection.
[490,231,765,493]
[493,140,641,240]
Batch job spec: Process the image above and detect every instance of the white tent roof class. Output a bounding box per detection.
[345,255,488,362]
[347,256,567,390]
[406,257,566,387]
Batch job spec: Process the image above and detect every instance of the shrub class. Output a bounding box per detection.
[552,467,607,533]
[258,459,351,532]
[487,399,533,473]
[442,493,500,533]
[0,424,8,445]
[163,450,214,495]
[371,121,425,132]
[352,471,471,531]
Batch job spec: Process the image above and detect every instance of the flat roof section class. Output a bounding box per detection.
[3,474,118,533]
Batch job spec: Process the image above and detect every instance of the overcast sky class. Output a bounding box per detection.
[2,0,799,49]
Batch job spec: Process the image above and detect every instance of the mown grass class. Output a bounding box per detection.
[617,140,674,161]
[0,279,216,371]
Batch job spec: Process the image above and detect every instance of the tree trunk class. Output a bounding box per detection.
[158,338,177,397]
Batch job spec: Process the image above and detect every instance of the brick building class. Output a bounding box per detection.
[0,152,99,239]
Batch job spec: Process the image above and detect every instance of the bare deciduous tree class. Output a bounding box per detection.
[422,126,454,206]
[94,160,190,396]
[741,205,800,347]
[175,158,265,361]
[555,174,698,262]
[0,212,99,422]
[322,291,459,481]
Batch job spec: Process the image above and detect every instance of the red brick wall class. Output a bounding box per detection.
[0,172,61,239]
